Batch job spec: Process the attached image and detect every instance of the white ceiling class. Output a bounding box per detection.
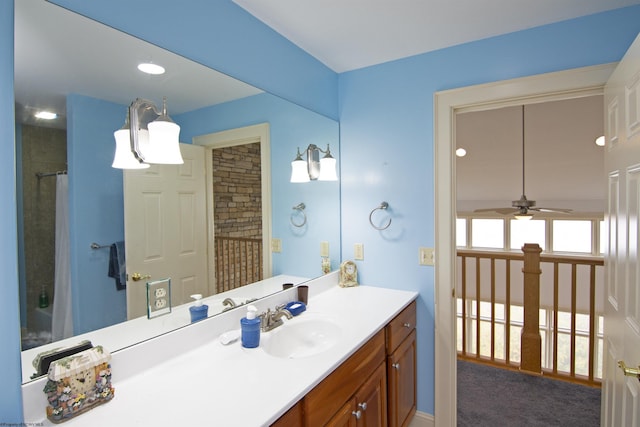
[456,96,605,214]
[14,0,261,129]
[233,0,640,72]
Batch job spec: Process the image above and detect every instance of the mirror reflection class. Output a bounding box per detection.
[16,0,340,383]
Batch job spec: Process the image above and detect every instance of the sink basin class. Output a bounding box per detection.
[261,317,341,359]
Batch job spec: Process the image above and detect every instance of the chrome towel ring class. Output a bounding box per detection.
[369,201,392,230]
[290,203,307,227]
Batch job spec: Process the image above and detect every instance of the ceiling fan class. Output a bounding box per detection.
[474,105,572,219]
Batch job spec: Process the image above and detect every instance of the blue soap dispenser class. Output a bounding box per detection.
[189,294,208,323]
[241,305,260,348]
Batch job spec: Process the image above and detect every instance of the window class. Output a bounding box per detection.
[552,220,592,253]
[510,219,545,250]
[456,218,467,247]
[471,218,503,249]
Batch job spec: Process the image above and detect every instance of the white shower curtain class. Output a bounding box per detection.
[52,173,73,340]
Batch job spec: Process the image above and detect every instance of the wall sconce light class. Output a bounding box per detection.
[112,97,183,169]
[290,144,338,183]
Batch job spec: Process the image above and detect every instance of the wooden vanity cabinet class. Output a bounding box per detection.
[270,300,417,427]
[326,363,387,427]
[385,302,417,427]
[304,329,386,426]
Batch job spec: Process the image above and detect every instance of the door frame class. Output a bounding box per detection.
[434,63,616,425]
[193,123,272,295]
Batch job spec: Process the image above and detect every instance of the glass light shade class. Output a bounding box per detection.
[515,213,533,220]
[112,128,150,169]
[144,120,183,164]
[318,156,338,181]
[291,159,310,183]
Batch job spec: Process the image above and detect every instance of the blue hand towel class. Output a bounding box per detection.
[108,241,126,290]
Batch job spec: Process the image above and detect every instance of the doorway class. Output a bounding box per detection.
[193,123,273,295]
[434,63,616,425]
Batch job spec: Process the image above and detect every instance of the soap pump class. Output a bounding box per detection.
[241,305,260,348]
[189,294,208,323]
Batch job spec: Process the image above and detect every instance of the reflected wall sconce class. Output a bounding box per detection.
[290,144,338,183]
[112,97,183,169]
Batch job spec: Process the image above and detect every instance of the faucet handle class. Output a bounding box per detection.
[275,303,287,311]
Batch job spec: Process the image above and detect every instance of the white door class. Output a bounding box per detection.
[124,143,209,319]
[602,34,640,426]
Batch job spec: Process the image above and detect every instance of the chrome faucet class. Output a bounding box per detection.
[222,297,237,312]
[260,305,293,332]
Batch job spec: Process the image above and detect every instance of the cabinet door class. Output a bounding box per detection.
[387,329,416,427]
[327,399,358,427]
[356,363,387,427]
[270,400,303,427]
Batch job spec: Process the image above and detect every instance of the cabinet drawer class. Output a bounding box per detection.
[304,329,385,426]
[385,301,416,354]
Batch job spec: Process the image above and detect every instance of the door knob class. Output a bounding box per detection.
[352,410,362,420]
[392,362,400,370]
[618,361,640,382]
[131,272,151,282]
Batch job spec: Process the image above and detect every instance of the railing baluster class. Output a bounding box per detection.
[491,258,496,361]
[461,255,467,357]
[570,264,577,378]
[475,257,481,359]
[589,264,596,383]
[553,261,559,375]
[505,259,511,365]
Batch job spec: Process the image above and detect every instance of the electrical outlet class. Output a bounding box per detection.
[271,238,282,253]
[419,247,435,266]
[154,298,167,309]
[320,241,330,257]
[354,243,364,260]
[154,288,167,298]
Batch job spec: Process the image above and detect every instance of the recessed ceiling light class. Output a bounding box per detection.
[456,148,467,157]
[137,62,165,75]
[595,135,605,147]
[35,111,57,120]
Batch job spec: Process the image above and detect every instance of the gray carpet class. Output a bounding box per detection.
[457,360,601,427]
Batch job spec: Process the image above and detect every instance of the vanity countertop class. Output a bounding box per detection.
[23,277,417,426]
[21,274,308,383]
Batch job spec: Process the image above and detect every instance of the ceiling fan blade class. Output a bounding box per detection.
[529,207,572,214]
[474,207,519,214]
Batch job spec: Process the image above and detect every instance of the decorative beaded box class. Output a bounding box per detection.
[43,345,114,423]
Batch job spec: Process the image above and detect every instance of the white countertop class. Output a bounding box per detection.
[23,274,417,426]
[21,274,308,383]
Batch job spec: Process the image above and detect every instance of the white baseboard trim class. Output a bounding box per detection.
[409,410,434,427]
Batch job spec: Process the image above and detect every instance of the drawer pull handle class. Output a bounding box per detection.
[352,410,362,420]
[393,362,400,370]
[358,402,368,411]
[403,322,411,328]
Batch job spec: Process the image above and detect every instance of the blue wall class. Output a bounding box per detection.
[178,92,341,278]
[50,0,338,121]
[5,1,640,423]
[67,94,128,334]
[338,6,640,415]
[0,0,23,422]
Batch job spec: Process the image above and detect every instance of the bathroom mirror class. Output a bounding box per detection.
[16,0,340,383]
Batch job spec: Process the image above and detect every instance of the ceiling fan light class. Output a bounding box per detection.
[515,213,533,220]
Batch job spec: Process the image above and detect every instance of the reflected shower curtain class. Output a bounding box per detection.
[52,174,73,340]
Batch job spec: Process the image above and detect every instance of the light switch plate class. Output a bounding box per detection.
[419,247,435,266]
[354,243,364,260]
[320,241,330,257]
